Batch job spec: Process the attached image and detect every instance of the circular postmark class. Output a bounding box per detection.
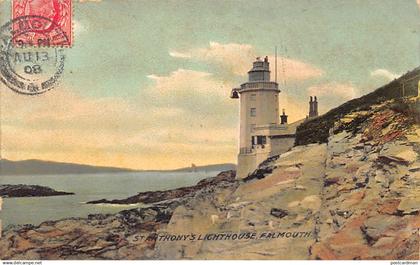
[0,15,68,95]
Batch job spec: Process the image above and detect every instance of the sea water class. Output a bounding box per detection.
[0,171,219,227]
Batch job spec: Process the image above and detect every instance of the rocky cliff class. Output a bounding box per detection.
[310,98,419,259]
[153,97,419,259]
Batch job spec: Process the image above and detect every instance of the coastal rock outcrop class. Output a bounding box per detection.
[311,98,419,260]
[86,171,236,205]
[153,98,419,260]
[0,184,74,198]
[0,171,237,259]
[0,98,418,260]
[153,143,327,259]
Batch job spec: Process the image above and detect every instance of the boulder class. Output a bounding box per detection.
[378,199,400,215]
[324,177,339,187]
[397,196,420,215]
[361,215,400,244]
[374,170,389,188]
[378,144,418,166]
[408,162,420,172]
[270,208,288,218]
[301,195,322,211]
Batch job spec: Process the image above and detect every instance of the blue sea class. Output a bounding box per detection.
[0,171,219,228]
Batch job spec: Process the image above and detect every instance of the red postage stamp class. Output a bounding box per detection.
[12,0,72,46]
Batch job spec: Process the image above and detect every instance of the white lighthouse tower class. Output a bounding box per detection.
[231,56,280,178]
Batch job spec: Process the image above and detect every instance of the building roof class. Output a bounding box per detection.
[252,118,305,137]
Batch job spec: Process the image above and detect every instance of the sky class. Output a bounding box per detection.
[0,0,419,170]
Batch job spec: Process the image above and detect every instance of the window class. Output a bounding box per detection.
[250,93,256,101]
[250,108,256,117]
[256,136,266,145]
[252,136,267,147]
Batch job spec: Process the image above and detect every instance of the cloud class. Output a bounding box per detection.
[1,67,238,169]
[307,82,358,101]
[306,82,359,114]
[170,42,324,81]
[370,69,401,81]
[143,68,237,129]
[169,51,191,59]
[170,42,255,76]
[146,69,229,97]
[267,55,324,82]
[1,42,326,170]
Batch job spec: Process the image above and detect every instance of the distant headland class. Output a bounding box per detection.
[0,159,235,175]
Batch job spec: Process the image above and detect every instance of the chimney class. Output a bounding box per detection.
[309,96,314,117]
[280,109,288,124]
[309,96,318,118]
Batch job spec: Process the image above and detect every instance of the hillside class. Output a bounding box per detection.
[295,66,420,146]
[172,163,236,172]
[0,159,137,175]
[0,159,235,175]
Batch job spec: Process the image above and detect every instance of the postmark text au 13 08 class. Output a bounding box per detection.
[0,0,72,95]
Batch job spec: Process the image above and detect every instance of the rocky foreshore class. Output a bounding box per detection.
[0,184,74,198]
[0,171,238,259]
[0,98,418,260]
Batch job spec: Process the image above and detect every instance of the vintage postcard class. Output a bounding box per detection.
[0,0,419,262]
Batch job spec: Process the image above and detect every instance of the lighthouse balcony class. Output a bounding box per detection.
[239,147,254,154]
[239,82,279,92]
